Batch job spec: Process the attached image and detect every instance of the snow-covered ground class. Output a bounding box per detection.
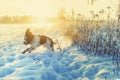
[0,25,119,80]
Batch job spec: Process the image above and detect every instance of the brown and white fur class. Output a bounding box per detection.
[22,28,55,54]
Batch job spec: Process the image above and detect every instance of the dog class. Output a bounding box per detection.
[22,28,55,54]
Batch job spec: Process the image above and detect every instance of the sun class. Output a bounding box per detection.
[29,21,54,28]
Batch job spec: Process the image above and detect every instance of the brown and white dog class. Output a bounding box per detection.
[22,28,55,54]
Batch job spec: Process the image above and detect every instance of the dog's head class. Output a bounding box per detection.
[23,28,34,45]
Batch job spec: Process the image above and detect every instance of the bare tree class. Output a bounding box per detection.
[87,0,98,5]
[118,0,120,21]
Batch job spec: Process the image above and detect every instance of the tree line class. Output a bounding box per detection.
[0,15,38,24]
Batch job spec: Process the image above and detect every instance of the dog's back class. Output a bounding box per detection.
[39,35,55,44]
[38,35,55,51]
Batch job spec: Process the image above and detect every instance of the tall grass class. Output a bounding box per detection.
[56,18,120,76]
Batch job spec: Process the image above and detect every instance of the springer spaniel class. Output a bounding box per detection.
[22,28,55,54]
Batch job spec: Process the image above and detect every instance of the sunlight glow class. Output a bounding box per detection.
[29,21,54,28]
[0,0,118,19]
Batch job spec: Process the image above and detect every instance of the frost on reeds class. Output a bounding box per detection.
[58,19,120,71]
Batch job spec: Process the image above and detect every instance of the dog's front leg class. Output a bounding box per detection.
[22,48,30,54]
[28,47,35,53]
[22,47,35,54]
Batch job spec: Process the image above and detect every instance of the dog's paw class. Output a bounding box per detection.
[22,51,25,54]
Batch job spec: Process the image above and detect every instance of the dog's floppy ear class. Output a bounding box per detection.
[26,28,30,33]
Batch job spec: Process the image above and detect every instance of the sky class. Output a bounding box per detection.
[0,0,118,19]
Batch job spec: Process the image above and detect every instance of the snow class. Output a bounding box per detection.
[0,25,120,80]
